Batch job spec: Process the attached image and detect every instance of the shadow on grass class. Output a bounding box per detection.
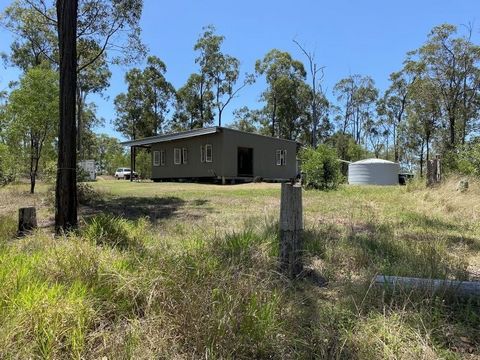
[81,196,212,223]
[398,211,462,232]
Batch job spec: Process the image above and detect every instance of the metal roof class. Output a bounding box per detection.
[121,126,301,147]
[120,127,220,147]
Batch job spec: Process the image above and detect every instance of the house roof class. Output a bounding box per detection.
[120,126,300,147]
[120,127,220,147]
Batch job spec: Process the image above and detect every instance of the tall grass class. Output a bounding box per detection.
[0,180,478,358]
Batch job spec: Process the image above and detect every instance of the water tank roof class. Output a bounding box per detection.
[351,158,396,165]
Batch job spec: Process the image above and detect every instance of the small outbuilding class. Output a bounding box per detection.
[121,127,299,183]
[348,158,400,185]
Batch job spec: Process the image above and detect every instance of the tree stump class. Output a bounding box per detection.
[279,183,303,278]
[18,207,37,236]
[457,179,469,193]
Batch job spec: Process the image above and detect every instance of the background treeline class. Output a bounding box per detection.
[1,0,480,190]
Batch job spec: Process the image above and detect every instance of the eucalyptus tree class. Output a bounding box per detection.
[407,77,442,170]
[293,39,327,147]
[333,74,378,144]
[1,0,145,155]
[377,67,418,161]
[113,68,146,140]
[55,0,78,231]
[5,66,58,194]
[142,56,176,135]
[255,49,307,139]
[414,24,480,148]
[230,106,261,133]
[189,25,254,127]
[114,57,175,139]
[172,74,215,130]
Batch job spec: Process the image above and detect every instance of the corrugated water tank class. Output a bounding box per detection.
[348,158,400,185]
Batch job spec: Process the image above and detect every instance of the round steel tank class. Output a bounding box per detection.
[348,158,400,185]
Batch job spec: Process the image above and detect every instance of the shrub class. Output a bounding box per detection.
[41,160,57,183]
[455,140,480,176]
[0,144,18,186]
[299,145,342,190]
[77,183,98,205]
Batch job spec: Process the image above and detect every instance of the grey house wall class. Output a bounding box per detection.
[150,133,222,179]
[150,128,297,180]
[220,128,297,179]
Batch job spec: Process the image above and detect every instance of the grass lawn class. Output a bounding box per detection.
[0,177,479,358]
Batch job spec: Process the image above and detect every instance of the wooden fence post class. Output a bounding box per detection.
[279,183,303,278]
[427,155,441,187]
[18,207,37,236]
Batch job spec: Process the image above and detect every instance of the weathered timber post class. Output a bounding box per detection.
[279,182,303,278]
[427,155,441,187]
[18,207,37,236]
[375,275,480,297]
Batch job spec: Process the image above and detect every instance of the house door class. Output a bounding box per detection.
[237,147,253,177]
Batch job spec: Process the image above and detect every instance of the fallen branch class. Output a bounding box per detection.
[375,275,480,297]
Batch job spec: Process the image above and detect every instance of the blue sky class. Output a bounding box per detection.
[1,0,479,140]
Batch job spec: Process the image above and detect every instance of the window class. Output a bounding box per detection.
[160,150,165,166]
[153,151,160,166]
[182,148,188,164]
[276,149,287,166]
[174,148,181,165]
[200,144,212,163]
[205,144,213,162]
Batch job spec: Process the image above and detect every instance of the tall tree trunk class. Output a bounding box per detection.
[426,134,430,163]
[312,102,317,148]
[76,87,83,159]
[449,112,456,147]
[419,139,425,177]
[29,137,35,194]
[271,97,277,137]
[55,0,78,233]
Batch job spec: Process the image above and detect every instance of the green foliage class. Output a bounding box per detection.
[134,148,152,179]
[114,56,175,139]
[0,143,18,185]
[300,145,342,190]
[326,132,365,175]
[255,49,309,139]
[4,65,58,193]
[333,74,378,144]
[77,183,97,205]
[455,139,480,176]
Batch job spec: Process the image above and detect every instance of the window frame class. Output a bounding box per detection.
[205,144,213,163]
[182,148,188,164]
[276,149,286,166]
[160,149,165,166]
[174,148,181,165]
[153,151,160,166]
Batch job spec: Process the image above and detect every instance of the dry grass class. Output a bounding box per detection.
[0,178,479,358]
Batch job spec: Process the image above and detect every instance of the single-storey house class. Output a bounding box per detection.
[121,127,299,183]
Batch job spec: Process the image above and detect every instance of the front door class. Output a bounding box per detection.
[237,147,253,177]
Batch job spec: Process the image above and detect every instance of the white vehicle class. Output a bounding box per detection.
[114,168,138,180]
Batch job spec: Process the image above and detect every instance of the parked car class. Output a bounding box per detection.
[114,168,138,180]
